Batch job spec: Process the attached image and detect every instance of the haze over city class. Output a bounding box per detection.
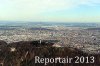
[0,0,100,66]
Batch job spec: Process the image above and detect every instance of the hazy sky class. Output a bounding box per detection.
[0,0,100,23]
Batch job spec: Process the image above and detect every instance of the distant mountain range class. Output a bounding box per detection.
[0,21,100,27]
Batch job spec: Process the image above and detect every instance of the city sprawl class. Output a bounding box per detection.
[0,22,100,54]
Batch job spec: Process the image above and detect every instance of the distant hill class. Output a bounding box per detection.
[86,28,100,30]
[29,27,55,31]
[0,22,99,27]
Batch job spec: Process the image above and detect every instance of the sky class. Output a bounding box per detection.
[0,0,100,23]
